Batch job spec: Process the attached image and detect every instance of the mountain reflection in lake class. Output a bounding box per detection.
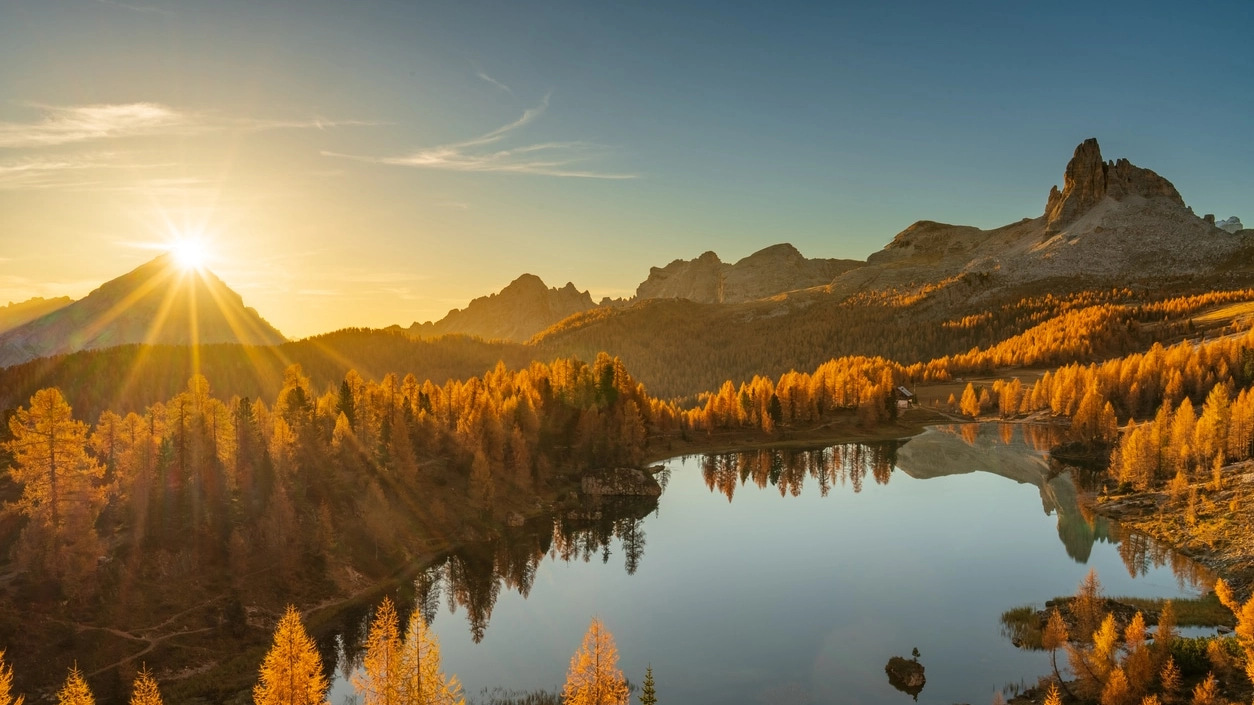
[327,424,1210,705]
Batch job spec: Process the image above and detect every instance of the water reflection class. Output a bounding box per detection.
[321,424,1212,702]
[322,496,656,681]
[695,424,1208,590]
[699,442,899,500]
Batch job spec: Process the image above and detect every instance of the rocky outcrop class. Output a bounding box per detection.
[1217,216,1244,233]
[580,467,663,497]
[405,273,595,343]
[636,243,861,304]
[1045,138,1184,233]
[0,256,285,368]
[828,137,1250,298]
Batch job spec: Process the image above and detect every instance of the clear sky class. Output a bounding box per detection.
[1,0,1251,338]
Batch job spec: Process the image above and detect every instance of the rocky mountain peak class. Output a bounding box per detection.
[405,274,595,343]
[1044,138,1185,233]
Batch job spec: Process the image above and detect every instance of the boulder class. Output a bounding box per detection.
[885,656,925,699]
[580,468,663,497]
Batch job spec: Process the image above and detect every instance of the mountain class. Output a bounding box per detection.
[829,138,1251,296]
[0,255,285,368]
[530,138,1254,398]
[401,273,596,343]
[0,296,73,335]
[636,243,863,303]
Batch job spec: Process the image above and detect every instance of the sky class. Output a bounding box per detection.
[1,0,1251,338]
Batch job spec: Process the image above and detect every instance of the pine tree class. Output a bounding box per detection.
[0,650,23,705]
[57,667,94,705]
[1042,683,1062,705]
[129,666,163,705]
[562,617,629,705]
[638,665,656,705]
[399,609,464,705]
[253,605,328,705]
[353,598,403,705]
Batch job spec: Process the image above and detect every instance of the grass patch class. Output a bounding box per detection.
[1193,300,1254,326]
[1000,605,1044,650]
[1109,593,1235,628]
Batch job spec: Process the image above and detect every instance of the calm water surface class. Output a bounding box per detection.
[327,423,1209,705]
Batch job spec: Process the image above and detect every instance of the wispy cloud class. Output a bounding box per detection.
[325,94,635,179]
[0,153,176,190]
[0,102,381,150]
[0,103,184,148]
[474,68,515,97]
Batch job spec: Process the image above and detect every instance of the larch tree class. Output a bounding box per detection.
[253,605,328,705]
[0,650,23,705]
[56,667,94,705]
[959,383,980,418]
[129,666,163,705]
[399,609,464,705]
[4,388,106,585]
[1214,579,1254,684]
[561,618,629,705]
[353,597,403,705]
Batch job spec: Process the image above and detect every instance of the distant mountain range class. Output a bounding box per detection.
[396,274,596,343]
[0,296,73,336]
[0,255,285,368]
[2,138,1250,385]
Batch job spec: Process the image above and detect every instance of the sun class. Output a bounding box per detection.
[169,239,209,271]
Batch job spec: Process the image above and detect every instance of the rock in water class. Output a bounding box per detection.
[885,655,926,700]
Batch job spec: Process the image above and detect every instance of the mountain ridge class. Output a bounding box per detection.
[399,273,597,343]
[0,255,286,368]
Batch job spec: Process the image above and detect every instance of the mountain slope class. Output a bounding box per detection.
[530,138,1254,397]
[0,255,285,368]
[402,273,596,343]
[636,243,862,303]
[0,296,73,335]
[830,138,1250,296]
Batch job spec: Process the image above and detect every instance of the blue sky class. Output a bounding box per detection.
[1,0,1250,336]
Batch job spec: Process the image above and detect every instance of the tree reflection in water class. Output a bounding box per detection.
[699,442,900,501]
[322,426,1211,686]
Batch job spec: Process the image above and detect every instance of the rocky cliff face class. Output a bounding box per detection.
[1044,138,1184,233]
[0,256,285,368]
[636,243,862,304]
[831,137,1249,297]
[406,273,595,343]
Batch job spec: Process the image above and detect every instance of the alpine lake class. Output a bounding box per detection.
[322,423,1214,705]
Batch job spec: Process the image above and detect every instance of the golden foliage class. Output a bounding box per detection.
[398,609,464,705]
[129,667,163,705]
[0,651,23,705]
[353,597,404,705]
[56,667,94,705]
[253,605,328,705]
[561,618,629,705]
